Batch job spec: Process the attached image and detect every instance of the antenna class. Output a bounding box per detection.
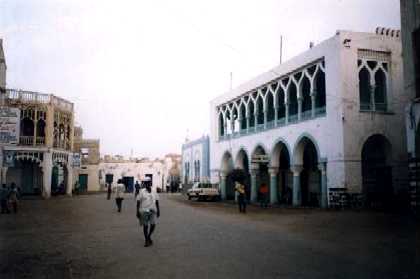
[279,35,283,64]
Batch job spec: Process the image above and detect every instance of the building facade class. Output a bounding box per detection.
[181,136,210,184]
[73,126,101,192]
[0,40,75,198]
[401,0,420,213]
[210,30,407,208]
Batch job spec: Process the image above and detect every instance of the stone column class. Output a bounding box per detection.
[250,164,258,203]
[254,110,258,129]
[1,167,8,186]
[220,172,227,200]
[274,107,278,126]
[246,116,250,133]
[263,110,267,129]
[311,90,316,118]
[318,162,328,208]
[297,97,303,121]
[370,85,376,111]
[42,151,53,199]
[230,118,235,134]
[224,120,228,136]
[285,102,289,124]
[269,167,279,204]
[291,165,303,206]
[66,155,73,196]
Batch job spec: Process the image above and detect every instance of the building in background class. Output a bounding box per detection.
[99,154,181,192]
[73,126,101,192]
[181,136,210,186]
[401,0,420,214]
[0,39,75,198]
[210,30,407,208]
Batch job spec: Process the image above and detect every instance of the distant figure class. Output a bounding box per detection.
[0,184,10,214]
[74,181,80,195]
[259,183,269,208]
[107,183,112,200]
[235,182,247,213]
[113,180,125,212]
[8,183,19,213]
[136,181,160,247]
[134,181,141,198]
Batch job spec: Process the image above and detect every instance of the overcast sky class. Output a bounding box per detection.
[0,0,400,158]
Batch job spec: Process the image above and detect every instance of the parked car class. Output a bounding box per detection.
[187,182,220,201]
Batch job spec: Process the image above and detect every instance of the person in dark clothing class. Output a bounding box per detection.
[107,183,112,200]
[235,182,247,213]
[8,183,18,214]
[134,181,141,198]
[0,184,10,214]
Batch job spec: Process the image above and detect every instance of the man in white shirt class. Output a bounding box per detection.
[136,180,160,247]
[113,180,126,212]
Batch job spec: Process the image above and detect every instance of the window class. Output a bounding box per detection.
[358,56,389,112]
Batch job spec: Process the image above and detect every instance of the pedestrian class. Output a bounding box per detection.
[235,181,247,213]
[136,181,160,247]
[259,183,269,208]
[107,182,112,200]
[134,180,140,198]
[8,183,18,214]
[0,184,10,214]
[113,180,125,212]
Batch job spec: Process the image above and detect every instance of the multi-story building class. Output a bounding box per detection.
[210,30,407,208]
[0,39,75,198]
[401,0,420,214]
[181,136,210,184]
[73,126,101,192]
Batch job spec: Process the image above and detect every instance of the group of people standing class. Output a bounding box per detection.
[106,179,160,248]
[0,183,19,214]
[234,181,270,213]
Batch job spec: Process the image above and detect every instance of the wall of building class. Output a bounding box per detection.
[182,136,210,183]
[339,31,408,193]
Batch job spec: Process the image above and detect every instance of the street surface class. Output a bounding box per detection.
[0,193,417,279]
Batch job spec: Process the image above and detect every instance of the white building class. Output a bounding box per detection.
[210,30,407,208]
[181,136,210,184]
[99,154,181,192]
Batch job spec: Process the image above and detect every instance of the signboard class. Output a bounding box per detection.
[251,154,270,164]
[0,107,20,144]
[72,153,81,168]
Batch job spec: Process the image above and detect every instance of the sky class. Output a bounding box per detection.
[0,0,401,158]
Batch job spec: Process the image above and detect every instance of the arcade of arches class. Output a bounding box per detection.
[219,134,396,208]
[1,151,73,198]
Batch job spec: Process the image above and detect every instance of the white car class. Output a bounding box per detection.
[187,182,220,201]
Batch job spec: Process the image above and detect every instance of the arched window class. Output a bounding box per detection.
[248,101,255,128]
[288,82,298,121]
[315,70,326,109]
[277,88,285,121]
[359,66,371,110]
[219,113,225,137]
[374,69,387,111]
[256,96,264,125]
[266,92,274,122]
[21,117,34,137]
[301,76,311,117]
[240,104,246,130]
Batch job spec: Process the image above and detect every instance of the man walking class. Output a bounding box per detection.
[8,183,19,214]
[235,181,247,213]
[134,180,140,198]
[113,180,125,212]
[259,183,269,208]
[136,181,160,247]
[107,182,112,200]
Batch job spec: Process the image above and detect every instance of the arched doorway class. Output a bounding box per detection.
[235,149,251,200]
[251,145,269,202]
[220,151,234,200]
[271,141,291,205]
[6,158,43,195]
[51,163,68,195]
[293,136,321,207]
[361,134,393,208]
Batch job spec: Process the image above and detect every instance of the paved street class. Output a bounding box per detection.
[0,194,417,279]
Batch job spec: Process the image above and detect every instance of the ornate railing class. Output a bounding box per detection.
[219,106,327,141]
[6,89,73,112]
[19,136,34,146]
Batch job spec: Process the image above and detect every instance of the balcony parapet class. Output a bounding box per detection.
[5,89,74,112]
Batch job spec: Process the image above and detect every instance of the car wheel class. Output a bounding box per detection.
[188,195,191,200]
